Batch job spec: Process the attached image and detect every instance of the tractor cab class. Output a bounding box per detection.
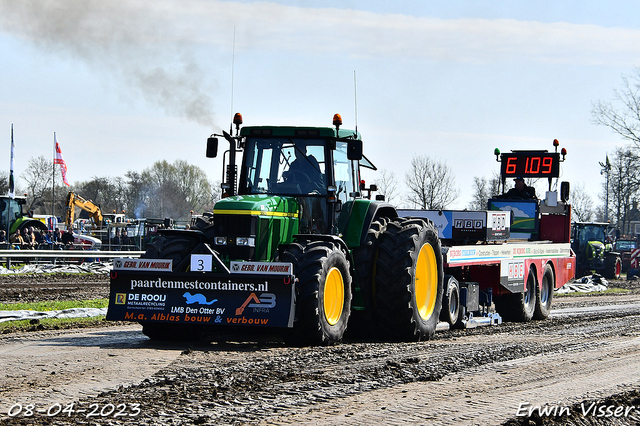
[205,114,383,263]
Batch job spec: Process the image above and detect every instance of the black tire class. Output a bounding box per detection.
[533,264,554,320]
[349,217,389,334]
[373,218,444,341]
[139,234,202,341]
[281,240,352,346]
[141,322,203,341]
[495,267,536,322]
[440,275,463,328]
[142,234,200,272]
[604,255,622,280]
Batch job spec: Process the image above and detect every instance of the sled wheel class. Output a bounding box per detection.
[281,240,352,346]
[441,275,464,327]
[533,264,554,320]
[495,267,537,322]
[373,218,443,341]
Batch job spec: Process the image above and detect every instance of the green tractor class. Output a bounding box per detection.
[570,222,622,280]
[0,196,49,241]
[114,114,443,345]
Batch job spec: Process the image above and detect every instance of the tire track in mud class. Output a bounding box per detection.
[1,283,640,425]
[3,306,634,426]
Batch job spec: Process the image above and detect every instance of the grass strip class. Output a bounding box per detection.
[0,299,111,334]
[0,316,113,334]
[0,299,108,311]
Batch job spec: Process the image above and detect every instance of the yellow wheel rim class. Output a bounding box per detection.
[415,243,438,320]
[324,267,344,326]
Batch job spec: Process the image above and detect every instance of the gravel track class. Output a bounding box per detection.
[1,275,640,425]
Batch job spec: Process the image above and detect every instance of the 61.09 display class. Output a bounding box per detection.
[500,152,560,179]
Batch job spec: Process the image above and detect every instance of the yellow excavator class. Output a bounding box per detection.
[65,191,104,230]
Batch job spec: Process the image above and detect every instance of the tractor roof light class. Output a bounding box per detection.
[233,113,243,126]
[333,113,342,128]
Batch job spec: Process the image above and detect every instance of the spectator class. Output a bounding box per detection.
[44,230,54,248]
[0,230,6,244]
[53,228,62,243]
[61,229,75,247]
[120,230,129,250]
[34,228,45,248]
[111,229,121,250]
[10,231,24,249]
[22,228,35,249]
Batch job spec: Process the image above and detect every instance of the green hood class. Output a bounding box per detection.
[214,195,299,217]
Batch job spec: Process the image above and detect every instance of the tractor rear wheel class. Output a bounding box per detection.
[139,233,203,341]
[349,217,389,334]
[373,218,444,341]
[533,264,554,320]
[281,240,352,346]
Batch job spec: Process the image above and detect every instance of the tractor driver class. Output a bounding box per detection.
[503,177,537,200]
[283,142,324,191]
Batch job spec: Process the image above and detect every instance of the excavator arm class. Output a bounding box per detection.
[65,191,104,229]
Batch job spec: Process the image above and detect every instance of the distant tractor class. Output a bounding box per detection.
[614,238,638,272]
[571,222,622,279]
[0,196,48,238]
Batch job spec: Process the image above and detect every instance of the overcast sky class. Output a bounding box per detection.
[1,0,639,210]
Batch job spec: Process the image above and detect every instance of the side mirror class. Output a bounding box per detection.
[206,137,219,158]
[347,139,363,160]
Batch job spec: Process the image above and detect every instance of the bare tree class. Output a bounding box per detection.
[374,169,400,207]
[468,172,501,210]
[0,171,9,195]
[592,67,640,148]
[570,183,594,222]
[21,156,53,212]
[140,160,213,220]
[405,155,459,210]
[607,147,640,233]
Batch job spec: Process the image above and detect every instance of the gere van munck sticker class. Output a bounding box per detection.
[229,261,293,275]
[112,258,172,271]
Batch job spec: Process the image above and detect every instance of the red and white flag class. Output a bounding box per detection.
[54,133,70,186]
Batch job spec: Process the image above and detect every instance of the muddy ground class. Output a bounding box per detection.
[1,275,640,425]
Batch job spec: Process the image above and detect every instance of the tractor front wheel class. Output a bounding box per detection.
[139,233,203,341]
[281,240,352,346]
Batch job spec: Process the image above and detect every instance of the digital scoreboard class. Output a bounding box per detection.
[500,152,560,179]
